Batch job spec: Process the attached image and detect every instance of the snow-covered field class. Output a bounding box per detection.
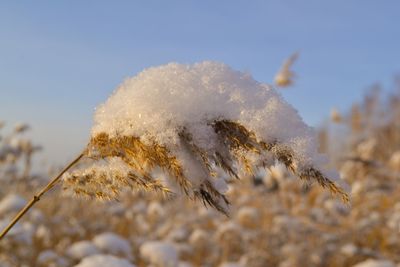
[1,65,400,267]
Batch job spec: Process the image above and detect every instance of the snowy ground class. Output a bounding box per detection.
[1,65,400,267]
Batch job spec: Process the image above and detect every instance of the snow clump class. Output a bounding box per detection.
[93,232,132,259]
[74,255,136,267]
[92,61,319,166]
[140,241,178,267]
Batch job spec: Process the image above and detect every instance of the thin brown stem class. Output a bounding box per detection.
[0,152,84,240]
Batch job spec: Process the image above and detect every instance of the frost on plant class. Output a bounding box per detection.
[63,61,348,214]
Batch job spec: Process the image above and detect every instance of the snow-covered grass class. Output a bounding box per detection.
[62,61,347,215]
[1,66,400,267]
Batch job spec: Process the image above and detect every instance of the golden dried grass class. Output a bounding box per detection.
[80,119,348,212]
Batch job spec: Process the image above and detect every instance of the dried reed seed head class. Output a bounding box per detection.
[69,118,349,215]
[178,128,214,175]
[64,170,122,200]
[87,132,192,193]
[84,130,234,212]
[63,160,173,201]
[213,151,239,179]
[14,123,30,133]
[194,180,230,216]
[212,123,349,202]
[298,167,349,203]
[274,52,299,87]
[330,108,342,123]
[212,120,260,154]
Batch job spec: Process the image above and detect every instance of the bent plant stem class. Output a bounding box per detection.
[0,152,85,240]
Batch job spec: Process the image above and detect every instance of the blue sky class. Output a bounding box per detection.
[0,1,399,166]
